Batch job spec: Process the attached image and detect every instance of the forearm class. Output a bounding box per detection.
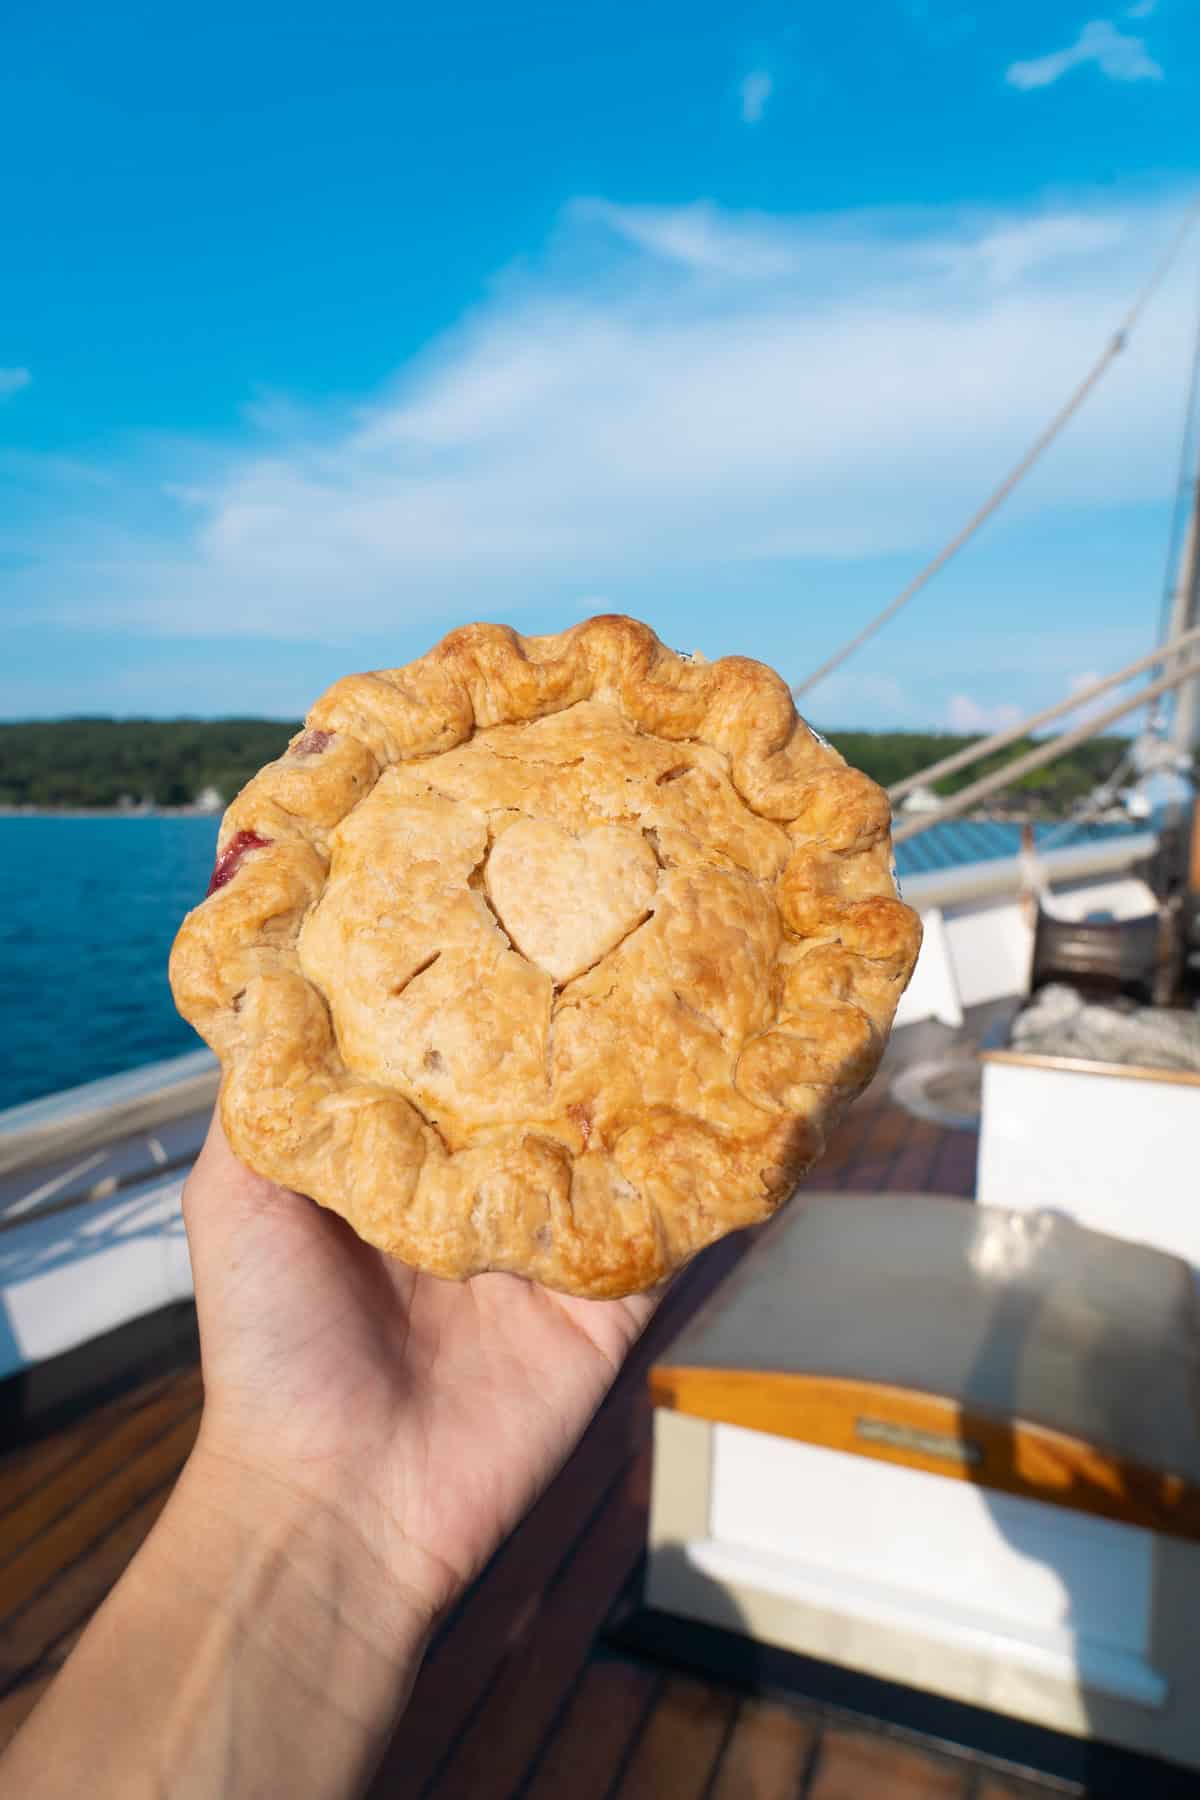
[0,1444,433,1800]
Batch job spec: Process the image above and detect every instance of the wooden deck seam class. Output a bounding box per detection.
[0,1368,184,1518]
[0,1394,201,1575]
[416,1442,647,1798]
[597,1671,665,1800]
[694,1695,744,1800]
[0,1383,202,1575]
[510,1654,598,1797]
[797,1721,826,1798]
[799,1729,828,1798]
[0,1404,202,1630]
[0,1471,181,1702]
[514,1651,661,1800]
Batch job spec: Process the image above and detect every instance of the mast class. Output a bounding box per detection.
[1166,462,1200,755]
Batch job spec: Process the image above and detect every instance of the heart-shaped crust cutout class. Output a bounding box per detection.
[484,819,659,983]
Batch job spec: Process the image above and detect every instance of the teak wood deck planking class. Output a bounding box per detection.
[0,1009,1088,1795]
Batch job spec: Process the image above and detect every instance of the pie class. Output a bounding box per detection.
[169,616,921,1297]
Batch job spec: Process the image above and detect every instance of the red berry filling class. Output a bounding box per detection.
[207,830,271,896]
[294,729,334,756]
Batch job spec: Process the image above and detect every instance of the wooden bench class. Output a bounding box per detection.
[647,1192,1200,1773]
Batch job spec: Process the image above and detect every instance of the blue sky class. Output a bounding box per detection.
[3,0,1198,731]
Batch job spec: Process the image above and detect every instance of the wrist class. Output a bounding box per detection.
[126,1437,434,1792]
[163,1433,438,1670]
[3,1437,435,1800]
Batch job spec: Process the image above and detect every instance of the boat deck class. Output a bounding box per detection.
[0,1006,1138,1795]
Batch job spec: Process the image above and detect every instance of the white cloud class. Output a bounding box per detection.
[0,367,31,398]
[1125,0,1157,17]
[739,70,773,125]
[946,694,1025,733]
[588,198,1131,290]
[928,213,1126,285]
[584,199,807,279]
[4,191,1196,649]
[1059,666,1120,730]
[1006,20,1164,90]
[1026,667,1145,734]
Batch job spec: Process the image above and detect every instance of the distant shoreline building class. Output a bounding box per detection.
[899,783,942,815]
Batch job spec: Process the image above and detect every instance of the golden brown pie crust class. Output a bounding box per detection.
[169,616,920,1296]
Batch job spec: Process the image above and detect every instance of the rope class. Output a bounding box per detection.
[794,196,1200,702]
[892,658,1200,845]
[1034,739,1142,856]
[887,620,1200,802]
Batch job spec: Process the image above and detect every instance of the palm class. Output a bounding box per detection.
[183,1118,655,1611]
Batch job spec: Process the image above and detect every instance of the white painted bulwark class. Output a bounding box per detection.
[0,1050,218,1178]
[0,1177,194,1380]
[1041,876,1159,924]
[943,900,1033,1011]
[647,1409,1200,1765]
[706,1424,1161,1706]
[892,835,1155,1030]
[977,1057,1200,1272]
[897,836,1155,916]
[895,896,1032,1028]
[893,906,962,1029]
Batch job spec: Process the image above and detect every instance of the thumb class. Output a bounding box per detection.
[182,1107,309,1270]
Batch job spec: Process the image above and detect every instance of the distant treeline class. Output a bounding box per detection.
[0,717,1130,813]
[828,730,1129,810]
[0,719,300,809]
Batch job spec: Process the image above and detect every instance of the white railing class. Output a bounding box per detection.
[0,1048,218,1178]
[898,831,1157,913]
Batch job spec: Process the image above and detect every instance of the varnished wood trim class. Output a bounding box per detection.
[981,1047,1200,1089]
[648,1367,1200,1542]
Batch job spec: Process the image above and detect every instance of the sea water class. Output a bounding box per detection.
[0,816,220,1110]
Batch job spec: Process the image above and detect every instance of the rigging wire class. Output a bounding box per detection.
[892,655,1200,845]
[887,619,1200,801]
[1034,740,1142,857]
[1155,252,1200,655]
[793,195,1200,702]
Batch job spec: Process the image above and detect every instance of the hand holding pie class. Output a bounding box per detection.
[169,616,920,1297]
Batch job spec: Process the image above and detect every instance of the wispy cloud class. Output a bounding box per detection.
[584,199,808,279]
[1058,666,1126,730]
[0,368,31,399]
[1125,0,1157,18]
[924,213,1127,284]
[739,69,773,125]
[946,693,1024,733]
[588,199,1128,288]
[3,193,1194,651]
[1006,20,1164,91]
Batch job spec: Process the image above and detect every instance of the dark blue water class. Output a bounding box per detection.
[0,817,220,1111]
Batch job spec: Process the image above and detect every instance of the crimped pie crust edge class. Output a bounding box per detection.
[169,615,921,1297]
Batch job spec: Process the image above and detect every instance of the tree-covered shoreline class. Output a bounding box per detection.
[0,719,301,811]
[0,717,1130,814]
